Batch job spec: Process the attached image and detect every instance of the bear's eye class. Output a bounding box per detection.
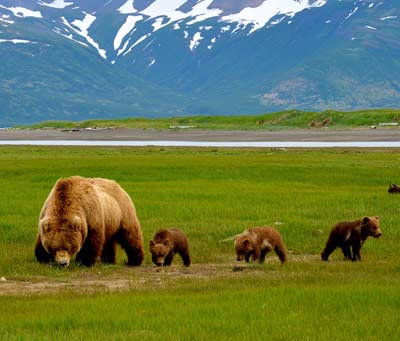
[372,226,378,230]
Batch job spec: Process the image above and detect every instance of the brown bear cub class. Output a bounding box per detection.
[388,184,400,194]
[234,227,287,264]
[35,176,144,267]
[321,216,382,261]
[149,228,191,267]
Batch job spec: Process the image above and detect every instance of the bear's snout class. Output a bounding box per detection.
[55,250,70,267]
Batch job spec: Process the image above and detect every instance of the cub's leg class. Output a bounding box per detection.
[163,252,175,266]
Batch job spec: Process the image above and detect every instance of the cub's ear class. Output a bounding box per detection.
[374,216,379,220]
[243,238,250,245]
[163,239,172,247]
[149,240,155,247]
[362,217,370,224]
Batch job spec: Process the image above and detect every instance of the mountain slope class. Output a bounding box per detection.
[0,0,399,125]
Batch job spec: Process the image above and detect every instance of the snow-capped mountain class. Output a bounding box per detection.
[0,0,399,124]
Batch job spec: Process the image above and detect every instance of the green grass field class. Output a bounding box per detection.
[0,147,399,339]
[19,108,400,130]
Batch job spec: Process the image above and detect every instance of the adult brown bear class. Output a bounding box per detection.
[35,176,144,267]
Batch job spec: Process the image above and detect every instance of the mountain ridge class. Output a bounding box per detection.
[0,0,399,125]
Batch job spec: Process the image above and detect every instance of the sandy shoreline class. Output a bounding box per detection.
[0,128,400,142]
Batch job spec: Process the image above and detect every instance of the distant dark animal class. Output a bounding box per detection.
[234,227,287,264]
[321,216,382,261]
[149,228,190,266]
[388,184,400,194]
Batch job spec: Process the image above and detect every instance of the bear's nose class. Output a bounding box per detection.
[58,259,69,267]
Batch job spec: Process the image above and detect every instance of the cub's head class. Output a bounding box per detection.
[149,239,172,266]
[234,234,254,261]
[388,184,400,193]
[361,216,382,238]
[39,216,86,267]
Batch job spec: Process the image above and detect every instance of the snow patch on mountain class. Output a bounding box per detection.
[0,5,42,18]
[123,33,150,55]
[53,29,88,46]
[222,0,327,34]
[118,0,137,14]
[0,16,14,24]
[344,7,358,21]
[114,15,143,50]
[380,16,397,21]
[62,14,107,59]
[38,0,74,9]
[0,38,33,44]
[189,31,203,50]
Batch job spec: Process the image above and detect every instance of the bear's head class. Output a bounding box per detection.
[234,234,254,261]
[361,216,382,239]
[149,239,172,266]
[39,215,86,267]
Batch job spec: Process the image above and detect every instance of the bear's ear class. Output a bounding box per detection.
[362,217,370,224]
[374,216,379,221]
[39,218,50,233]
[243,238,250,245]
[149,240,155,247]
[72,215,81,225]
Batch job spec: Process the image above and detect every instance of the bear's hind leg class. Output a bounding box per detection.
[321,240,336,261]
[274,241,287,264]
[118,227,144,266]
[35,235,54,263]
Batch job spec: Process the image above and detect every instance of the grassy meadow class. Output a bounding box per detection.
[19,108,400,130]
[0,146,399,339]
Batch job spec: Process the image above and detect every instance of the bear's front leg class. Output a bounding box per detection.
[35,235,54,263]
[76,229,104,266]
[351,241,362,261]
[341,244,352,260]
[163,252,175,266]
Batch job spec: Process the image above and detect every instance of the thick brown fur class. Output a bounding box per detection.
[149,228,190,267]
[388,184,400,194]
[234,227,287,264]
[321,216,382,261]
[35,176,144,267]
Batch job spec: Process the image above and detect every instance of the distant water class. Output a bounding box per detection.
[0,140,400,147]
